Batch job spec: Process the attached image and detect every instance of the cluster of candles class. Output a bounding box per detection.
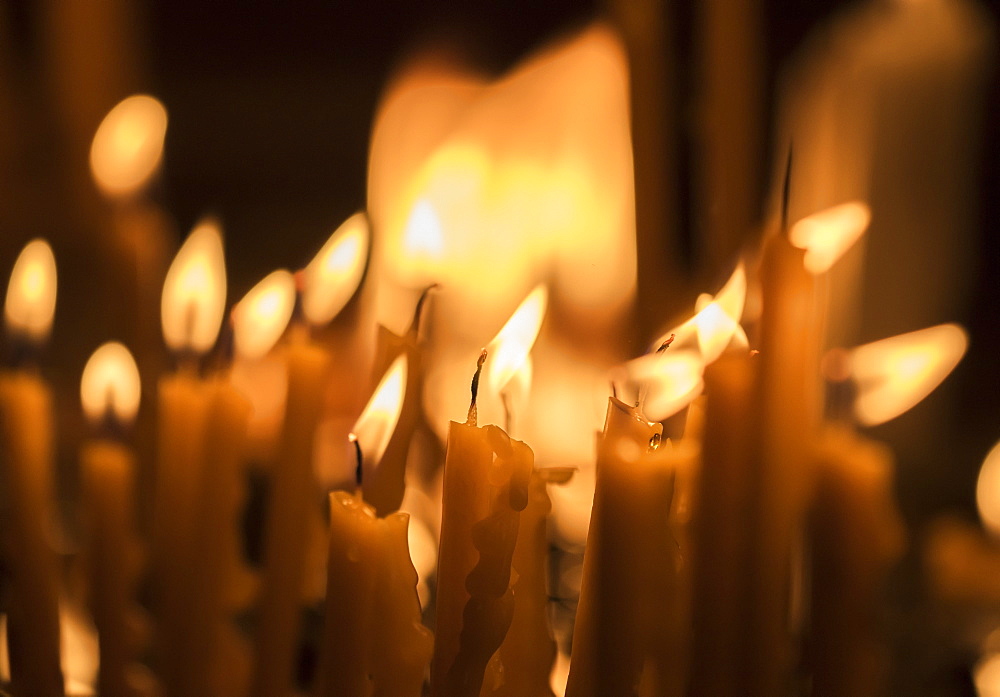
[0,21,981,697]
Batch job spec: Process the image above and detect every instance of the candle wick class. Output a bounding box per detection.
[636,334,675,415]
[412,283,439,337]
[781,143,794,231]
[656,333,675,354]
[467,348,487,427]
[183,298,197,350]
[349,433,363,492]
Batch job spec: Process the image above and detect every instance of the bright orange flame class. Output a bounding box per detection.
[80,342,141,426]
[789,201,871,274]
[625,349,704,421]
[160,218,227,354]
[4,239,57,342]
[352,354,407,469]
[232,270,295,360]
[302,212,370,326]
[977,439,1000,538]
[89,94,168,198]
[486,285,547,393]
[847,323,967,426]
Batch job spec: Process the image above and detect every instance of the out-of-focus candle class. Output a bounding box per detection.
[79,342,144,697]
[89,95,168,199]
[0,239,63,697]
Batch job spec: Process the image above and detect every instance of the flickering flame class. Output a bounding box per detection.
[977,439,1000,538]
[789,201,871,274]
[90,94,168,198]
[232,270,295,360]
[80,342,141,426]
[487,285,547,393]
[4,239,57,343]
[626,350,704,421]
[161,218,227,354]
[353,355,407,469]
[302,212,370,326]
[847,323,967,426]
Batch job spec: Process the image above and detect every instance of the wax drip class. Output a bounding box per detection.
[349,433,363,491]
[467,349,487,427]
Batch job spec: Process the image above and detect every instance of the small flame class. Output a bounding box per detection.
[232,270,296,360]
[625,349,704,421]
[160,218,227,355]
[302,212,370,326]
[847,323,967,426]
[4,239,57,342]
[402,199,446,262]
[353,354,407,469]
[977,439,1000,538]
[80,342,141,426]
[789,201,871,274]
[90,94,168,198]
[486,285,547,393]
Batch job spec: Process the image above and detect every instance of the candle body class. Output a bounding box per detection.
[0,372,63,696]
[431,421,533,697]
[565,397,678,697]
[252,340,331,697]
[317,492,432,697]
[80,440,142,697]
[806,426,904,697]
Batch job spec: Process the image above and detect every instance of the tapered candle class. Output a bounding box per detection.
[0,239,63,697]
[79,342,144,697]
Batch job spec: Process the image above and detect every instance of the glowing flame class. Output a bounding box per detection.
[302,212,370,326]
[80,342,141,426]
[977,439,1000,538]
[402,198,446,263]
[789,201,871,274]
[4,239,57,342]
[232,270,295,360]
[625,349,704,421]
[486,285,547,393]
[352,354,407,469]
[160,218,227,354]
[90,94,168,198]
[60,600,98,696]
[975,653,1000,697]
[846,323,967,426]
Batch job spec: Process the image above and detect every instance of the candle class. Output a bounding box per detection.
[0,239,63,697]
[78,342,144,697]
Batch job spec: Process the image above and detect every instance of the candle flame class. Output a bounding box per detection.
[80,342,141,426]
[402,198,446,262]
[4,239,57,343]
[353,354,407,470]
[977,439,1000,539]
[60,600,98,696]
[625,349,704,421]
[90,94,168,198]
[302,212,370,326]
[232,269,296,360]
[486,285,547,394]
[846,322,967,426]
[975,652,1000,697]
[161,218,227,354]
[789,201,871,274]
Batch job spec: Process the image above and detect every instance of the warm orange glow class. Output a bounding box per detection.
[4,239,57,342]
[625,349,704,421]
[847,323,967,426]
[975,652,1000,697]
[160,218,227,354]
[789,201,871,274]
[302,212,370,326]
[90,94,168,198]
[232,270,295,360]
[352,354,407,469]
[402,198,446,266]
[80,342,141,426]
[60,600,98,696]
[487,285,547,394]
[977,439,1000,538]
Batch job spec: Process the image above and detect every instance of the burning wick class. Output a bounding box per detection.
[467,349,488,427]
[656,334,675,354]
[637,333,676,412]
[348,432,363,491]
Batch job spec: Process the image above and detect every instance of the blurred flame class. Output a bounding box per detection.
[847,323,967,426]
[789,201,871,274]
[487,285,547,393]
[625,350,704,421]
[232,270,295,360]
[4,239,57,342]
[977,439,1000,538]
[90,94,168,198]
[402,198,446,265]
[353,354,407,469]
[302,212,370,326]
[975,652,1000,697]
[550,650,571,697]
[80,342,141,426]
[161,218,227,354]
[60,600,98,696]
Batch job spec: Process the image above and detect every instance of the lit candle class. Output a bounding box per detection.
[0,239,63,696]
[79,342,144,697]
